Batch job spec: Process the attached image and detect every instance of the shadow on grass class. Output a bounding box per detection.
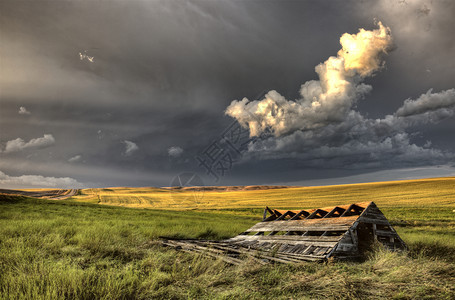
[160,228,228,240]
[408,241,455,262]
[196,228,228,240]
[0,195,28,204]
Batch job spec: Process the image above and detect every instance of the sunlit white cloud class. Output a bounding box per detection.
[18,106,31,115]
[226,22,393,137]
[79,50,94,62]
[0,170,84,189]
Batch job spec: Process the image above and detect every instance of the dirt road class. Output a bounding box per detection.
[0,188,79,200]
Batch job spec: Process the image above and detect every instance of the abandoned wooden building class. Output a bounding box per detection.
[162,201,407,264]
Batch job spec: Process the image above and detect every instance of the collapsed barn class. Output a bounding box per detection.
[162,202,407,264]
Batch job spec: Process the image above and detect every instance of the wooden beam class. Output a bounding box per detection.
[262,214,278,222]
[193,241,327,263]
[228,239,339,248]
[276,211,296,221]
[262,207,276,221]
[340,204,356,217]
[250,224,352,232]
[357,217,390,225]
[323,207,344,218]
[307,209,328,219]
[290,210,310,220]
[162,240,244,265]
[372,223,378,241]
[244,216,359,233]
[375,229,398,237]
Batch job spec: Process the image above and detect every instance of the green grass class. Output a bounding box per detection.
[1,177,455,299]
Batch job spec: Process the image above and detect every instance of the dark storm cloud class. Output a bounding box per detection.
[0,0,311,108]
[1,0,454,187]
[223,3,455,180]
[229,88,455,171]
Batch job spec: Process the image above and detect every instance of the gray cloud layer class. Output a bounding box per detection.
[1,0,454,187]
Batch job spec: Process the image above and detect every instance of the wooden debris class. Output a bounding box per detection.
[161,202,407,264]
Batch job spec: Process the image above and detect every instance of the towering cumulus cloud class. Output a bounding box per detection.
[226,22,392,137]
[225,22,455,169]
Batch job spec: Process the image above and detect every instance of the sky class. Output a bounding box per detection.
[1,0,455,189]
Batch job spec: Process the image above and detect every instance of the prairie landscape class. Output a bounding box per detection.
[1,177,455,299]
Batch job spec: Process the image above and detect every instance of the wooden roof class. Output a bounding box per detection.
[162,201,407,264]
[264,201,371,221]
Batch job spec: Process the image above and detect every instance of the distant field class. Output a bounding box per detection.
[1,177,455,299]
[72,177,455,210]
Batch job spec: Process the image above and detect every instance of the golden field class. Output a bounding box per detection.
[71,177,455,210]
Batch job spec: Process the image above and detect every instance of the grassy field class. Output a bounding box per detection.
[1,177,455,299]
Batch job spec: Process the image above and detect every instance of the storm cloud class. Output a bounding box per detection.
[226,22,393,137]
[226,22,455,170]
[1,0,454,188]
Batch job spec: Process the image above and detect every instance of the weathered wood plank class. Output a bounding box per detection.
[245,216,359,232]
[201,241,326,262]
[230,239,338,248]
[361,213,388,220]
[357,217,390,225]
[162,241,244,265]
[226,235,342,243]
[375,229,398,237]
[334,243,357,253]
[246,224,353,232]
